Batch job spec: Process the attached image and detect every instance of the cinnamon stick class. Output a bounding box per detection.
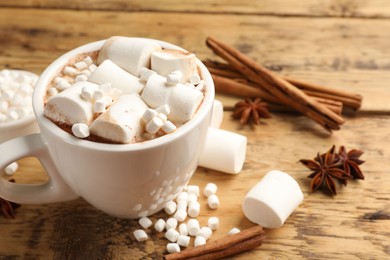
[164,225,265,260]
[206,37,344,131]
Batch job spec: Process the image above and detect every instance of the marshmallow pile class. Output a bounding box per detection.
[132,183,241,253]
[0,69,38,124]
[44,36,205,144]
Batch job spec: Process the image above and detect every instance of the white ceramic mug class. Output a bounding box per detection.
[0,38,214,218]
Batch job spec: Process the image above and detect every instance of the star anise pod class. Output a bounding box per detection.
[232,98,271,125]
[338,146,365,180]
[0,179,21,219]
[300,146,350,195]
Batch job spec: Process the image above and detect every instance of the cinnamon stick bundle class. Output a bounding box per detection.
[164,225,265,260]
[206,37,347,131]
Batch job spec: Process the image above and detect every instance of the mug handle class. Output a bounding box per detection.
[0,134,78,204]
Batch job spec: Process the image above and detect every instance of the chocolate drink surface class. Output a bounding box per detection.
[43,36,206,144]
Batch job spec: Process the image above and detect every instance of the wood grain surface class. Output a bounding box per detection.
[0,1,389,259]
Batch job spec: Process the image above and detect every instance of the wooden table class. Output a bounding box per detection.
[0,1,389,259]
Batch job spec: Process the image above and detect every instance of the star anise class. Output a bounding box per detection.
[1,179,21,219]
[338,146,365,180]
[232,98,271,125]
[300,146,350,195]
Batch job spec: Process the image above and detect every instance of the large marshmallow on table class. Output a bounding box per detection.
[44,81,98,125]
[88,59,144,94]
[89,94,148,144]
[98,36,162,76]
[151,49,199,83]
[141,74,203,124]
[242,170,304,228]
[198,127,247,174]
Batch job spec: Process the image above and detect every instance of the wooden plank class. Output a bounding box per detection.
[0,8,389,112]
[1,0,390,18]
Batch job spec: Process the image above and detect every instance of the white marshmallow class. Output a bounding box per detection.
[141,74,203,124]
[203,183,218,197]
[94,99,106,113]
[5,162,18,175]
[47,87,59,98]
[165,229,180,242]
[56,80,72,91]
[207,194,220,209]
[139,217,153,229]
[154,218,166,232]
[187,219,200,236]
[88,64,97,72]
[156,104,170,115]
[174,209,187,222]
[83,56,93,65]
[145,116,164,134]
[166,243,180,253]
[74,61,88,70]
[242,170,304,228]
[133,229,148,242]
[207,217,219,230]
[63,66,79,76]
[197,227,212,240]
[90,94,148,144]
[187,193,197,203]
[190,74,201,85]
[187,185,200,196]
[71,123,90,138]
[176,191,188,202]
[164,201,177,215]
[166,218,178,230]
[166,70,183,86]
[228,228,241,235]
[210,100,224,128]
[80,70,92,77]
[88,59,145,94]
[161,121,176,134]
[93,89,104,100]
[44,81,98,125]
[139,67,157,82]
[99,83,112,95]
[177,235,190,247]
[142,108,158,123]
[188,201,200,218]
[198,128,247,174]
[194,236,206,247]
[151,49,199,83]
[98,36,162,76]
[75,74,88,82]
[81,85,95,100]
[179,223,188,236]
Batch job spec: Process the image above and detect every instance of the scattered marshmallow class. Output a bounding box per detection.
[208,217,219,231]
[210,100,224,128]
[187,219,200,236]
[5,162,19,175]
[179,223,188,236]
[187,185,200,196]
[207,194,220,209]
[139,216,153,229]
[203,183,218,197]
[176,191,188,202]
[228,228,241,235]
[197,227,212,240]
[154,218,166,232]
[242,170,304,228]
[177,235,190,247]
[173,209,187,222]
[194,236,206,247]
[166,218,178,230]
[133,229,148,242]
[71,123,90,138]
[166,243,180,253]
[88,59,145,94]
[165,228,180,242]
[188,201,200,218]
[177,200,188,211]
[198,127,247,174]
[164,201,177,215]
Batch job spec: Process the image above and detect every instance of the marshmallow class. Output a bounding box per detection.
[141,74,204,124]
[176,191,188,202]
[179,223,188,236]
[133,229,148,242]
[44,81,98,125]
[194,236,206,247]
[187,185,200,196]
[156,104,170,115]
[242,170,304,228]
[207,217,219,230]
[207,194,220,209]
[89,94,148,144]
[139,67,157,82]
[161,121,176,134]
[174,209,187,222]
[167,243,180,253]
[166,70,183,86]
[145,116,164,134]
[177,235,190,247]
[139,217,153,229]
[88,59,144,94]
[210,100,224,128]
[190,74,201,85]
[154,218,166,232]
[166,218,178,230]
[187,193,197,203]
[165,229,180,242]
[228,228,241,235]
[187,219,200,236]
[151,49,199,83]
[198,128,247,174]
[71,123,90,138]
[164,201,177,215]
[74,61,88,70]
[203,183,218,197]
[177,200,188,212]
[63,66,79,76]
[94,99,106,113]
[188,201,200,218]
[83,56,93,65]
[98,36,162,76]
[5,162,18,175]
[197,227,212,240]
[81,85,95,100]
[142,108,158,123]
[56,80,72,91]
[75,74,88,82]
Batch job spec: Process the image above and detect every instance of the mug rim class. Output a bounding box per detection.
[33,37,215,152]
